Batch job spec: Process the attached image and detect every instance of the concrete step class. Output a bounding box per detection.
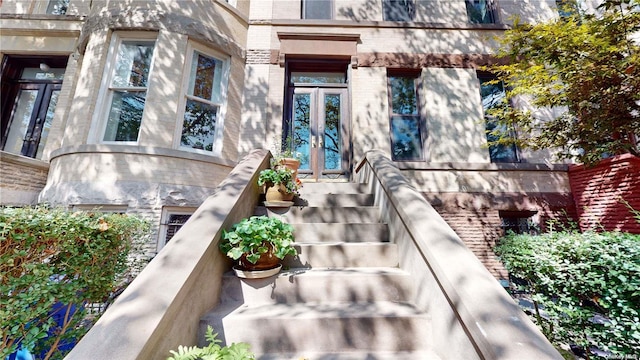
[200,301,431,354]
[220,267,414,305]
[284,243,399,268]
[256,350,442,360]
[292,223,389,243]
[298,182,371,195]
[259,206,381,224]
[293,193,375,207]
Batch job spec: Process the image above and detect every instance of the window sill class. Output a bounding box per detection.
[49,144,237,167]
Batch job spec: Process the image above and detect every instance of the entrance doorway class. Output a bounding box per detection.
[284,61,350,180]
[1,56,67,159]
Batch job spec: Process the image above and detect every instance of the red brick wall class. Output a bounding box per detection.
[568,154,640,233]
[424,192,577,280]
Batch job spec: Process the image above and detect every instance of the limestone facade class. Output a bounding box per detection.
[1,0,575,278]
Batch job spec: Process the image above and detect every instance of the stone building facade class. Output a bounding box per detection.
[0,0,581,280]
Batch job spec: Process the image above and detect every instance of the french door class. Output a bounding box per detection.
[290,87,349,180]
[2,83,61,159]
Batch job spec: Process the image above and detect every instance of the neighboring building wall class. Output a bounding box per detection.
[569,154,640,233]
[0,152,49,205]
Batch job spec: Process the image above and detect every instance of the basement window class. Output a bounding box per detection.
[159,208,194,251]
[499,211,539,235]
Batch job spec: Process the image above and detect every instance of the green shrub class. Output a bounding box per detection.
[0,206,150,359]
[495,230,640,357]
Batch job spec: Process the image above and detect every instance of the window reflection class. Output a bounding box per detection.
[324,94,341,170]
[181,52,224,153]
[388,74,423,160]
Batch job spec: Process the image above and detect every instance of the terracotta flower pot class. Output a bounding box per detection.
[278,158,300,178]
[239,243,281,271]
[265,183,294,202]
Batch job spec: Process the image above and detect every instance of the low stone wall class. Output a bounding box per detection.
[569,154,640,233]
[0,151,49,206]
[356,150,562,360]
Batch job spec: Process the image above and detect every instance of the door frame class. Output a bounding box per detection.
[1,55,67,158]
[283,59,352,181]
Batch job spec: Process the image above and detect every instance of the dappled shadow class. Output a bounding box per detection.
[358,150,563,359]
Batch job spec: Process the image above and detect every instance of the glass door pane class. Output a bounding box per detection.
[4,89,39,155]
[35,88,60,159]
[322,93,342,171]
[293,92,312,171]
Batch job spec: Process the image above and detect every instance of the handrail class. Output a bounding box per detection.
[356,150,562,360]
[65,149,270,360]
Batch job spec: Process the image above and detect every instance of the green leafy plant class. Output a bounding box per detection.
[219,216,297,265]
[167,326,255,360]
[0,206,150,360]
[257,168,300,196]
[486,0,640,164]
[495,229,640,357]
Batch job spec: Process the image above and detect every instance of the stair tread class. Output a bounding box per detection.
[207,301,427,319]
[257,350,442,360]
[224,266,409,278]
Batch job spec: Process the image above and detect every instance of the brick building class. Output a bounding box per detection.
[1,0,591,281]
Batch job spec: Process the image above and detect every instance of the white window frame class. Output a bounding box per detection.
[158,207,195,252]
[175,42,230,156]
[90,31,158,145]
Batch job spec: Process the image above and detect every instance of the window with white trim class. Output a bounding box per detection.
[177,45,228,154]
[99,34,156,143]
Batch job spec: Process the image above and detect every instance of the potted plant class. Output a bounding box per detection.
[272,135,302,178]
[219,216,297,278]
[257,168,300,202]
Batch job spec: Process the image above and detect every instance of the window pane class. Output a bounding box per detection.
[189,52,223,102]
[293,93,311,170]
[390,76,417,115]
[383,0,415,21]
[103,91,145,142]
[324,94,341,170]
[112,41,154,88]
[486,119,518,162]
[479,78,505,111]
[46,0,69,14]
[391,115,422,160]
[466,0,495,24]
[291,72,346,84]
[479,75,518,162]
[303,0,332,19]
[181,99,218,151]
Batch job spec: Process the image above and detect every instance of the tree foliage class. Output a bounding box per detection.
[488,0,640,164]
[495,229,640,357]
[0,207,150,359]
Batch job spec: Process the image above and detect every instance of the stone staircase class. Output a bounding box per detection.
[199,182,439,360]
